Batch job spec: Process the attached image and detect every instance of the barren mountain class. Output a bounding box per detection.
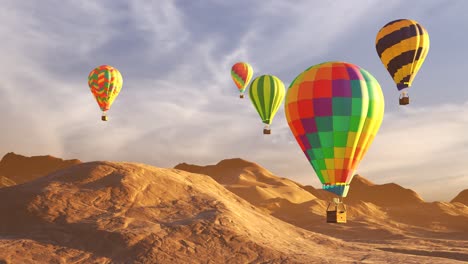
[345,175,425,207]
[0,152,81,184]
[451,189,468,205]
[0,154,466,263]
[176,158,468,262]
[175,158,316,206]
[175,159,467,233]
[0,161,441,263]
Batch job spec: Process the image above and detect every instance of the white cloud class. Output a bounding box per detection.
[128,0,189,52]
[241,0,404,79]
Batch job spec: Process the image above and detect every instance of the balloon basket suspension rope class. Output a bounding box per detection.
[326,197,347,224]
[263,124,271,135]
[101,111,108,121]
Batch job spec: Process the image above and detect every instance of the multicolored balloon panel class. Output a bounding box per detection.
[231,62,253,93]
[285,62,384,197]
[375,19,430,90]
[351,70,385,171]
[88,65,123,112]
[249,75,285,126]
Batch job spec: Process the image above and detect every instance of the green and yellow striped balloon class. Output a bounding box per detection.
[249,75,285,134]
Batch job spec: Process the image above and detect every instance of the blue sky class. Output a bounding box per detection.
[0,0,467,201]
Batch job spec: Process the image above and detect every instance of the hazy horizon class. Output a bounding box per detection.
[1,1,467,202]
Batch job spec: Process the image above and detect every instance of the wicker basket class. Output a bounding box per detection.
[326,202,347,223]
[399,96,410,105]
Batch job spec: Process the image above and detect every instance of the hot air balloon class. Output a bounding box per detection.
[285,62,384,223]
[231,62,253,98]
[249,75,285,134]
[375,19,430,105]
[88,65,123,121]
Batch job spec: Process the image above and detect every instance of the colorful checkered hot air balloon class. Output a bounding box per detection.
[249,75,285,134]
[231,62,253,98]
[376,19,430,105]
[285,62,384,199]
[88,65,123,121]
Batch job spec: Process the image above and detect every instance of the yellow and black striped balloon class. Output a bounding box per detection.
[375,19,430,91]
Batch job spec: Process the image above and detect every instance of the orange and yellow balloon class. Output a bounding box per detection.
[231,62,253,98]
[88,65,123,121]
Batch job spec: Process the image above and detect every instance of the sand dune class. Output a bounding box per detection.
[175,158,317,205]
[0,176,15,188]
[176,158,468,262]
[0,161,446,263]
[301,185,337,201]
[0,152,80,184]
[346,175,425,207]
[175,159,466,234]
[451,189,468,205]
[0,154,466,263]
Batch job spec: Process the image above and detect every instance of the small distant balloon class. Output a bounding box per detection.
[88,65,123,121]
[249,75,285,135]
[231,62,253,99]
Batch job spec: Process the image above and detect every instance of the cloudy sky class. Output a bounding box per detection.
[0,0,466,201]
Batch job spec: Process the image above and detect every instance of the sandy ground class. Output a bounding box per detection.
[0,155,465,263]
[176,158,468,263]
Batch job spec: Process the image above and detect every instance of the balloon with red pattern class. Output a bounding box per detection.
[231,62,253,98]
[88,65,123,121]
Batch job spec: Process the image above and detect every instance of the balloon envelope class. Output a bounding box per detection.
[231,62,253,94]
[249,75,285,126]
[285,62,384,197]
[88,65,123,112]
[375,19,429,90]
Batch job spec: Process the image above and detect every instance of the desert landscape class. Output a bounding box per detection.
[0,152,466,263]
[2,1,468,263]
